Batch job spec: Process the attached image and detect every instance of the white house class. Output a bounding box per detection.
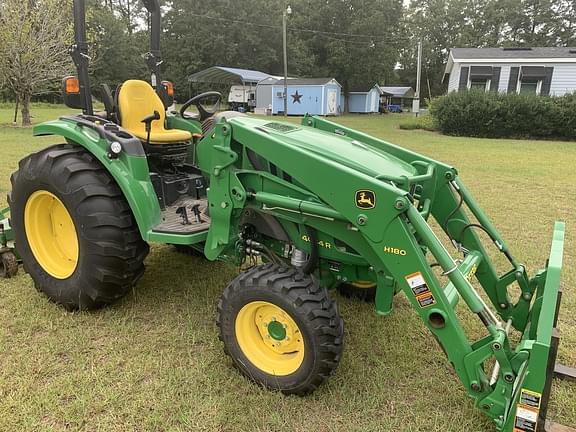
[444,47,576,96]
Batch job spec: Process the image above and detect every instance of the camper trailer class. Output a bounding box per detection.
[228,85,256,112]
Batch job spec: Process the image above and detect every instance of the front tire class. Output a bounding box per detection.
[9,144,149,310]
[337,281,376,302]
[217,263,344,395]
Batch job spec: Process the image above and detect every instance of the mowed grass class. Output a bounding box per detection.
[0,104,574,431]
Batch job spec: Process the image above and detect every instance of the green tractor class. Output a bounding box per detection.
[1,0,569,430]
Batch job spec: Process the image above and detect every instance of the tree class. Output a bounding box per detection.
[314,0,405,98]
[87,1,148,89]
[398,0,465,97]
[554,0,576,45]
[398,0,562,98]
[0,0,73,126]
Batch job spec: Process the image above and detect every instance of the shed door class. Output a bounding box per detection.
[327,89,338,114]
[370,91,377,112]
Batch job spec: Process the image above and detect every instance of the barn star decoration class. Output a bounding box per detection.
[291,91,303,104]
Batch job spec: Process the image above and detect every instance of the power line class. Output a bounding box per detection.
[182,12,411,42]
[312,33,410,45]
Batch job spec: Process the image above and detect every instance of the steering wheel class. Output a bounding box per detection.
[180,91,222,121]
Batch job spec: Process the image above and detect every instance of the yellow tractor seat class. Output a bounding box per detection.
[117,80,192,144]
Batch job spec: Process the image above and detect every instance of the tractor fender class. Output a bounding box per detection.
[33,119,161,239]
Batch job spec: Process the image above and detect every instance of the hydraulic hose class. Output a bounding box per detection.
[458,223,515,266]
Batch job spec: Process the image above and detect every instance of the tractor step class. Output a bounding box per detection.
[152,197,210,235]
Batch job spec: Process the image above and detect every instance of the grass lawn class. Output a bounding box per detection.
[0,104,574,431]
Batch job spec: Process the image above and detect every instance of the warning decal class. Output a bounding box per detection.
[405,272,436,308]
[519,389,541,410]
[513,389,541,432]
[417,292,436,308]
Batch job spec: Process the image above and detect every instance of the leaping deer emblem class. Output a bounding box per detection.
[356,191,375,209]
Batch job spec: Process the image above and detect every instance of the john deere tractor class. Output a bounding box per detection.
[0,1,568,430]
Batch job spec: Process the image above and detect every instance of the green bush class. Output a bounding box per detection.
[429,91,576,140]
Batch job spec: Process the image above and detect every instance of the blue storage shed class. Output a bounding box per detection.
[256,78,342,116]
[347,84,382,113]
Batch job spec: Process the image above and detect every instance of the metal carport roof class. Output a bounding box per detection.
[187,66,272,85]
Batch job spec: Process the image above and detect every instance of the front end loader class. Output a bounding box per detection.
[5,0,569,430]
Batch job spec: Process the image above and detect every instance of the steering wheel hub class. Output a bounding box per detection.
[180,91,222,121]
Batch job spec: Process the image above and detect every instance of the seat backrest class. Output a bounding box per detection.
[117,80,166,136]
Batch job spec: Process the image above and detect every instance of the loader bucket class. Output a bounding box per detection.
[502,222,565,432]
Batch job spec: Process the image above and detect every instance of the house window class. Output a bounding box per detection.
[469,79,490,91]
[468,66,493,92]
[518,80,540,94]
[517,66,545,95]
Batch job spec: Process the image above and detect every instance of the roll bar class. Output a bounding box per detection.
[141,0,166,101]
[71,0,93,115]
[70,0,167,115]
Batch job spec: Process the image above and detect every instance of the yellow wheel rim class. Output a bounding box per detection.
[351,280,376,289]
[235,301,305,376]
[24,190,79,279]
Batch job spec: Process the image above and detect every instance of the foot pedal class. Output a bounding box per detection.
[152,198,211,235]
[176,206,191,225]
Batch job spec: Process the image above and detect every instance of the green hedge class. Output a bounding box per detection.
[429,91,576,140]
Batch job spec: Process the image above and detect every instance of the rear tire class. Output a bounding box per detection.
[9,144,149,310]
[217,263,344,395]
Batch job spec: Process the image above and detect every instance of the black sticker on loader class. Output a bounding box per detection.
[328,261,341,272]
[514,416,536,432]
[519,390,541,409]
[513,391,540,432]
[416,292,436,308]
[411,283,430,296]
[405,272,435,307]
[355,190,376,209]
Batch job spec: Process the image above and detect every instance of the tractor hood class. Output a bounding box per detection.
[228,117,418,180]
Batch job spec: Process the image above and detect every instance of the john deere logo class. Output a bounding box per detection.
[355,190,375,209]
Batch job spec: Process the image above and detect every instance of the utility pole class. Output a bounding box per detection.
[413,39,422,117]
[282,5,292,117]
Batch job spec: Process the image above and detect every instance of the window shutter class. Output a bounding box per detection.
[490,67,501,92]
[470,66,493,79]
[521,66,546,80]
[540,67,554,96]
[508,67,519,93]
[458,67,469,91]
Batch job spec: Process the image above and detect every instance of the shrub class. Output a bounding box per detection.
[429,91,576,140]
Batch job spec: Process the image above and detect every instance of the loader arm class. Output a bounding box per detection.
[199,115,565,431]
